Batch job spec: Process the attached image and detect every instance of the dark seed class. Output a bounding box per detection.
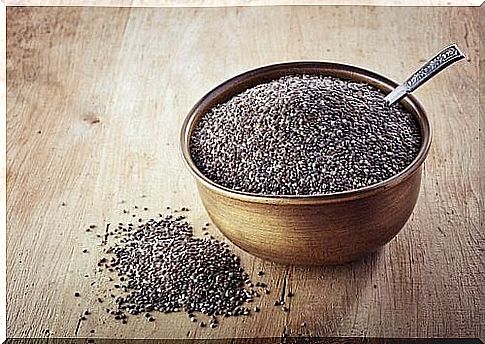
[190,75,421,196]
[89,210,258,328]
[74,292,80,297]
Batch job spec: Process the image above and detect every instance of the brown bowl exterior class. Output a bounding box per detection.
[197,168,421,265]
[181,61,431,265]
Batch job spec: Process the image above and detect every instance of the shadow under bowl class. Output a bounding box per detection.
[180,61,432,265]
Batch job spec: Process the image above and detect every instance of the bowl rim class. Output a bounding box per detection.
[180,61,432,205]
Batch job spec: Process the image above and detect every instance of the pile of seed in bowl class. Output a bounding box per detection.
[190,74,422,195]
[82,207,273,329]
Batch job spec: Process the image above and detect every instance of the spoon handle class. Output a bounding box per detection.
[385,43,465,106]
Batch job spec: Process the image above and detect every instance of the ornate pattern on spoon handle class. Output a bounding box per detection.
[384,43,465,106]
[406,44,465,91]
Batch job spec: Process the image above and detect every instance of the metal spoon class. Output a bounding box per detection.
[384,43,465,106]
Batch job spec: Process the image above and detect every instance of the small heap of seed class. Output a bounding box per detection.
[190,74,421,195]
[101,213,256,321]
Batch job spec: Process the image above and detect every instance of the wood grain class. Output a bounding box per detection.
[4,0,484,7]
[6,6,483,339]
[5,0,483,7]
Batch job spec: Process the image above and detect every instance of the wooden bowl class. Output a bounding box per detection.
[180,61,432,265]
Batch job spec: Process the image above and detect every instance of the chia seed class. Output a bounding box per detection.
[93,210,259,326]
[190,74,421,195]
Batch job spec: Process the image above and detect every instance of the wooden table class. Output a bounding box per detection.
[6,5,483,340]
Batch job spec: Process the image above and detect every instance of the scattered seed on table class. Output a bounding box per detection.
[74,292,80,297]
[287,292,294,297]
[199,322,206,327]
[282,306,289,312]
[89,225,96,229]
[258,271,264,276]
[86,210,264,327]
[80,316,87,321]
[82,249,88,253]
[190,74,421,195]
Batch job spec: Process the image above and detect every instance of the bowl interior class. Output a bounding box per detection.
[180,61,432,204]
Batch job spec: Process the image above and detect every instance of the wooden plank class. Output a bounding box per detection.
[6,5,483,339]
[4,0,484,7]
